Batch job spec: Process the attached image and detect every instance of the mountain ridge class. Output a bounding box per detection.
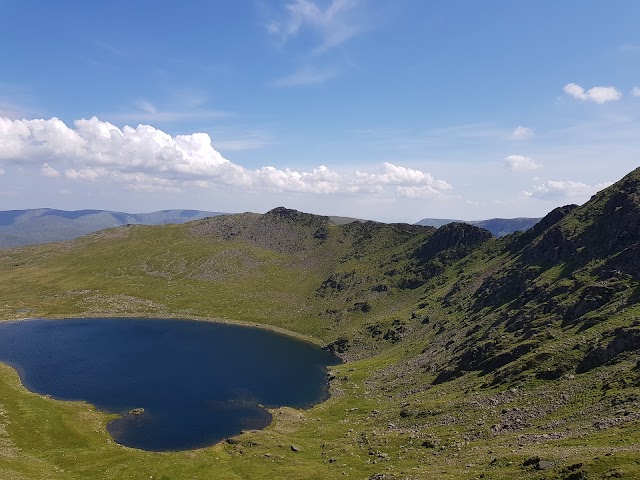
[0,208,224,248]
[0,168,639,478]
[0,208,545,249]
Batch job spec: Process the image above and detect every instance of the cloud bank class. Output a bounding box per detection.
[563,83,622,104]
[525,179,613,200]
[0,116,452,198]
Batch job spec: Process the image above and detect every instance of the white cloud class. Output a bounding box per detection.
[511,126,534,140]
[395,185,448,199]
[563,83,622,104]
[0,168,4,175]
[41,163,60,177]
[270,0,365,53]
[113,172,182,193]
[591,181,613,191]
[0,116,452,199]
[0,116,86,161]
[65,167,109,181]
[632,87,640,97]
[503,155,542,172]
[527,179,613,200]
[375,163,451,189]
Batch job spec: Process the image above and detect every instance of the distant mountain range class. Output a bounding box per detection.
[0,209,223,248]
[415,216,542,237]
[0,208,542,248]
[330,215,542,237]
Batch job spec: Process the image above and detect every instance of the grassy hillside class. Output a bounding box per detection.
[1,170,640,479]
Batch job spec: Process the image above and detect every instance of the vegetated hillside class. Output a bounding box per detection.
[0,169,639,479]
[0,208,223,248]
[416,216,541,237]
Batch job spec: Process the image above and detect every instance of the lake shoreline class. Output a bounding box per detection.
[0,313,328,349]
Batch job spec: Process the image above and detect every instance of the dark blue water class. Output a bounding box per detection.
[0,318,340,451]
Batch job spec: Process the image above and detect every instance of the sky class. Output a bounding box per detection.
[0,1,639,223]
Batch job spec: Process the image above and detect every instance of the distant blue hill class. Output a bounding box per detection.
[0,209,224,248]
[415,216,542,237]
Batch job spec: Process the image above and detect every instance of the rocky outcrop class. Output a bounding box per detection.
[324,337,350,355]
[577,327,640,373]
[191,208,331,254]
[561,284,621,324]
[264,207,330,229]
[414,223,492,279]
[416,223,492,262]
[601,245,640,278]
[432,339,539,384]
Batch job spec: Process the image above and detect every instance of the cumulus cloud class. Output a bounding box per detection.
[526,179,613,200]
[41,163,60,177]
[0,116,452,198]
[511,126,534,139]
[563,83,622,104]
[65,167,108,181]
[503,155,542,172]
[632,87,640,97]
[395,185,448,199]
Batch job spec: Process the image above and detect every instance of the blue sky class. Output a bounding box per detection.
[1,0,639,222]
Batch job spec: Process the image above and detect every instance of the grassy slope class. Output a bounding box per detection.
[0,188,639,479]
